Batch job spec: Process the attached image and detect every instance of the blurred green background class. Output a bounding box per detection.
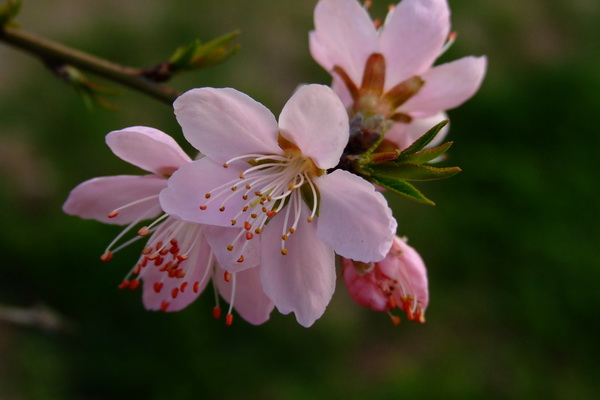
[1,0,599,399]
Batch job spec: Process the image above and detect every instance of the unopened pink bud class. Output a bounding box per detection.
[342,236,429,322]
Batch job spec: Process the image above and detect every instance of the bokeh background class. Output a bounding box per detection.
[1,0,599,399]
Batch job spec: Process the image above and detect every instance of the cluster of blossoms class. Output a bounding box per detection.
[63,0,485,327]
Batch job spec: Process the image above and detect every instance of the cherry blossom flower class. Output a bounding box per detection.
[62,126,274,325]
[342,235,428,324]
[310,0,487,150]
[160,84,397,327]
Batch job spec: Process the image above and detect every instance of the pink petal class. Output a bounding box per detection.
[278,85,349,170]
[401,56,487,115]
[106,126,191,176]
[142,229,213,312]
[316,170,396,262]
[204,225,261,272]
[215,266,274,325]
[260,204,336,327]
[331,74,354,108]
[341,257,389,312]
[380,0,450,88]
[174,87,282,164]
[159,158,248,227]
[63,175,165,224]
[384,112,448,152]
[384,237,429,310]
[311,0,379,84]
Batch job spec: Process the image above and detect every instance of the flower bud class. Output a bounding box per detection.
[342,236,428,323]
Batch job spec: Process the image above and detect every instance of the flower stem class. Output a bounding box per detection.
[0,25,180,104]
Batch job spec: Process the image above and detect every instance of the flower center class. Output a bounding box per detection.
[200,149,321,257]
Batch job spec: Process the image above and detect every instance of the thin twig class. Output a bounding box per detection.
[0,26,180,104]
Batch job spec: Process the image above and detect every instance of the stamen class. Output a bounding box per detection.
[225,273,237,326]
[106,194,159,219]
[389,313,401,325]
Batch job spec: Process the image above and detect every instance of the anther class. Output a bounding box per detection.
[219,206,225,212]
[132,264,141,275]
[100,250,113,262]
[388,296,397,309]
[282,234,288,240]
[180,282,188,292]
[138,226,151,236]
[224,271,232,283]
[107,210,119,218]
[193,281,200,293]
[227,244,234,251]
[160,301,170,312]
[244,221,252,230]
[199,205,207,210]
[213,306,222,319]
[245,184,251,189]
[281,249,288,255]
[307,216,314,222]
[171,287,179,299]
[177,254,188,261]
[223,163,228,168]
[254,228,262,234]
[231,186,237,191]
[250,213,257,218]
[242,195,248,201]
[246,232,254,240]
[231,219,237,226]
[118,280,130,290]
[289,228,295,234]
[390,314,401,325]
[225,313,234,326]
[237,255,244,263]
[153,282,164,293]
[129,279,140,290]
[205,193,211,199]
[239,172,245,179]
[267,210,276,218]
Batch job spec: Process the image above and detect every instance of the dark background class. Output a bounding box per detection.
[1,0,598,398]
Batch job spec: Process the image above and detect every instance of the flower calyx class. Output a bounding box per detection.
[353,120,461,205]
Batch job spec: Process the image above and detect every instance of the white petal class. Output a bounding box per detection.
[311,0,379,84]
[174,87,282,164]
[278,85,349,169]
[159,158,248,227]
[384,112,449,152]
[204,225,260,272]
[215,266,274,325]
[106,126,191,176]
[260,204,336,327]
[380,0,450,87]
[63,175,164,224]
[401,56,487,115]
[316,170,396,262]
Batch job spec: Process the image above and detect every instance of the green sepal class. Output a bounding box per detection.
[0,0,22,27]
[169,30,240,73]
[369,163,461,181]
[394,141,453,164]
[399,120,449,156]
[371,176,435,206]
[300,181,320,218]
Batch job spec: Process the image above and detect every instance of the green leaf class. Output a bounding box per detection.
[370,163,461,181]
[398,120,449,156]
[0,0,22,27]
[371,176,435,205]
[395,141,453,164]
[169,30,240,73]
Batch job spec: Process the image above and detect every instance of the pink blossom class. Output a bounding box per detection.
[310,0,487,150]
[62,127,274,325]
[342,236,428,324]
[160,84,397,327]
